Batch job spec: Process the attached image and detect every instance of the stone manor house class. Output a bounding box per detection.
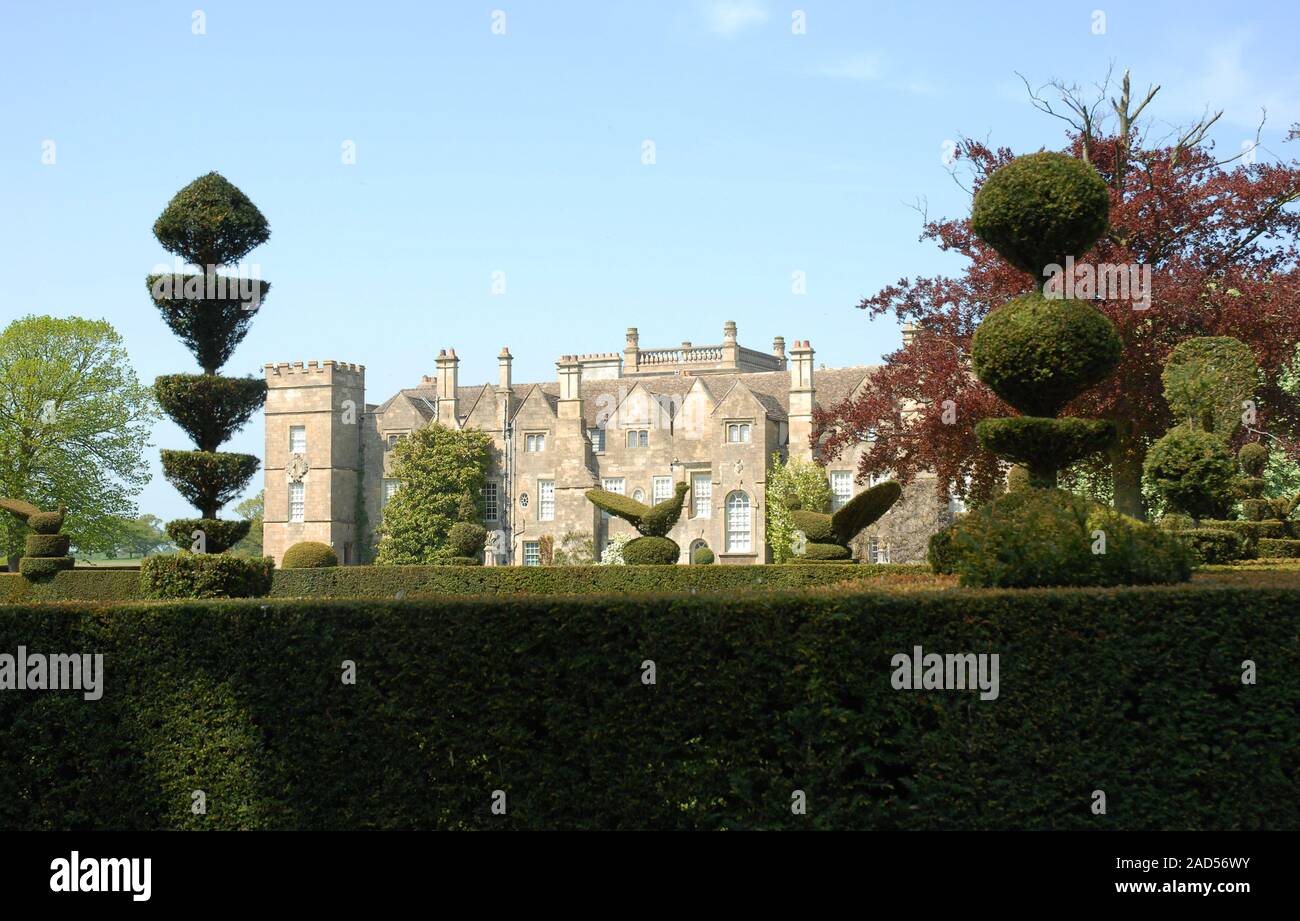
[262,322,950,566]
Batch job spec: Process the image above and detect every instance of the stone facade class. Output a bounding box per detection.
[263,322,949,566]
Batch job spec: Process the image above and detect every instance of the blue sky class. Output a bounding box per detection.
[3,0,1298,522]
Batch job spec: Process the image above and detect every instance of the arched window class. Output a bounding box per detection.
[689,539,709,563]
[725,491,751,553]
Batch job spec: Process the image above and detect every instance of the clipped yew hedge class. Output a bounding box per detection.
[0,582,1295,829]
[271,563,904,598]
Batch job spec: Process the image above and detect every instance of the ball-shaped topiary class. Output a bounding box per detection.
[1144,427,1238,522]
[1238,442,1268,478]
[971,292,1123,418]
[282,541,339,568]
[623,536,681,565]
[948,489,1192,588]
[447,522,488,561]
[970,151,1110,279]
[692,546,715,565]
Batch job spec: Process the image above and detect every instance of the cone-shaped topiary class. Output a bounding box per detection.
[149,173,271,554]
[586,481,690,563]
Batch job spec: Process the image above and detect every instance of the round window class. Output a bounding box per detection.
[519,492,530,508]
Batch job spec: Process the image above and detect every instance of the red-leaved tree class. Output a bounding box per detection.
[816,72,1300,517]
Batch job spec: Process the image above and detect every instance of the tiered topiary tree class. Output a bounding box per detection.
[968,152,1122,489]
[944,151,1191,586]
[788,481,901,562]
[586,482,690,564]
[148,173,272,553]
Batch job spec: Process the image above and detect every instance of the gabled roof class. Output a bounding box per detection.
[372,365,880,428]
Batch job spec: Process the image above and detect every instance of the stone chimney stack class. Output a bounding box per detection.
[436,348,460,426]
[788,340,816,461]
[498,347,513,393]
[557,354,583,411]
[722,320,739,368]
[772,335,787,368]
[624,327,640,375]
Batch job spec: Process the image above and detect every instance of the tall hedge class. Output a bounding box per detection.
[1,584,1294,829]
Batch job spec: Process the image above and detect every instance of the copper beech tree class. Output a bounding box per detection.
[815,71,1300,517]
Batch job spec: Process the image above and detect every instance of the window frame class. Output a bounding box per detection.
[691,472,712,519]
[289,425,307,454]
[725,490,752,553]
[538,479,555,521]
[289,481,306,523]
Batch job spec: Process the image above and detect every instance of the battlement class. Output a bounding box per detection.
[265,360,366,383]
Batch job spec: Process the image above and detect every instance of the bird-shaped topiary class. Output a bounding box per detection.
[788,480,902,562]
[2,499,72,578]
[586,481,690,564]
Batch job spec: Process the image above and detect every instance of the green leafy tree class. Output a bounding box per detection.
[107,514,173,558]
[375,424,493,564]
[1161,336,1257,435]
[0,316,157,569]
[148,172,271,553]
[229,491,264,558]
[765,454,833,562]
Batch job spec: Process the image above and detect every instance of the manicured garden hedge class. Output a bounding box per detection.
[0,571,143,604]
[1,582,1295,830]
[270,563,915,598]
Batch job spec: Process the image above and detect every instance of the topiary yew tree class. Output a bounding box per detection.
[586,482,690,564]
[148,173,271,553]
[969,152,1122,487]
[788,480,902,563]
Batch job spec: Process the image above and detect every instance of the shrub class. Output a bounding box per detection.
[789,510,834,542]
[18,556,74,579]
[587,483,690,538]
[1006,465,1030,492]
[1162,337,1257,436]
[799,541,852,562]
[1157,513,1195,531]
[281,541,339,569]
[447,522,487,560]
[1239,442,1269,478]
[24,534,70,557]
[950,488,1191,588]
[442,556,480,566]
[971,293,1123,418]
[164,518,251,555]
[927,524,961,574]
[1177,528,1246,565]
[622,536,680,565]
[141,552,274,599]
[975,415,1114,486]
[969,150,1110,278]
[27,511,65,535]
[3,583,1295,830]
[692,546,714,565]
[1258,538,1300,559]
[1144,427,1238,522]
[160,450,261,518]
[831,481,902,545]
[153,374,267,452]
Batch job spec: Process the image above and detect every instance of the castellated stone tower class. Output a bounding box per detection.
[263,360,365,566]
